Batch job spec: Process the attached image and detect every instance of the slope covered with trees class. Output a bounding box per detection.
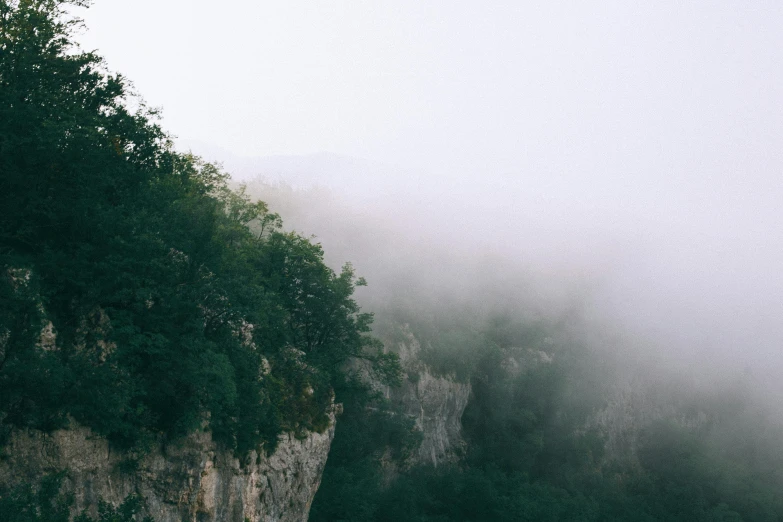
[0,0,397,460]
[6,2,783,522]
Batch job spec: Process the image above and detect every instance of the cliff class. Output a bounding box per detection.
[590,377,709,464]
[384,325,471,466]
[0,412,337,522]
[1,269,339,521]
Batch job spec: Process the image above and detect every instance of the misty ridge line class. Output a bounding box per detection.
[167,146,779,409]
[75,0,783,384]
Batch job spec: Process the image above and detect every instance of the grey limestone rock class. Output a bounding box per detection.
[0,412,336,522]
[384,325,471,467]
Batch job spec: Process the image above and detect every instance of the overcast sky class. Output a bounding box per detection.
[73,2,783,379]
[74,1,783,171]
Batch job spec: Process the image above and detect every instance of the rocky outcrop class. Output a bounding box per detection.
[1,269,336,521]
[384,326,471,466]
[589,377,709,464]
[0,413,336,522]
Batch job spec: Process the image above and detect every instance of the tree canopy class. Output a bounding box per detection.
[0,0,398,454]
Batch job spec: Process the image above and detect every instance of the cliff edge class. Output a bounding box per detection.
[0,412,337,522]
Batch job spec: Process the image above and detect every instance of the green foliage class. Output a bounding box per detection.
[313,312,783,522]
[8,3,781,521]
[0,0,396,457]
[309,376,420,522]
[0,474,72,522]
[74,495,153,522]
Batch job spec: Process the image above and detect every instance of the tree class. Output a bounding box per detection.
[0,0,398,455]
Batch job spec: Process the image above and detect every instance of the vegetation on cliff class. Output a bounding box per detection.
[0,474,152,521]
[5,2,783,522]
[312,309,783,521]
[0,0,398,459]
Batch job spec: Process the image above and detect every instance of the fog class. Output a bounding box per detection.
[74,2,783,395]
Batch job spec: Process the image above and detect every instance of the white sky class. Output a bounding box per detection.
[74,1,783,173]
[73,2,783,376]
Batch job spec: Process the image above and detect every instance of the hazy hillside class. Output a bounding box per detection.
[4,2,783,521]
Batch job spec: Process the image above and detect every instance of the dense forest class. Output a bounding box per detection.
[0,0,397,464]
[310,308,783,521]
[4,2,783,521]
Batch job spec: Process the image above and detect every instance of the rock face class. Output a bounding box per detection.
[590,377,709,464]
[384,326,471,466]
[0,414,336,522]
[0,273,335,521]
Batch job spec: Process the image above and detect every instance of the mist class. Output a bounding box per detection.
[178,146,781,397]
[75,2,783,396]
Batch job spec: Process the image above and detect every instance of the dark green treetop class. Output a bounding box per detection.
[0,0,399,454]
